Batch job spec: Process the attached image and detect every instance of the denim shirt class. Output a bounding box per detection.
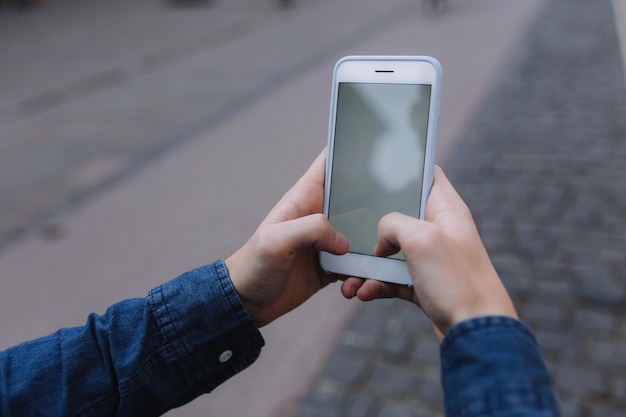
[0,260,559,417]
[441,317,560,416]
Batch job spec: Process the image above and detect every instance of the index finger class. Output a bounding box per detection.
[425,166,471,224]
[299,147,327,189]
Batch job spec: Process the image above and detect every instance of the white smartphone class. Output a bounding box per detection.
[320,56,442,286]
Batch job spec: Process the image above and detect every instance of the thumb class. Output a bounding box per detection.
[266,213,349,257]
[374,212,427,258]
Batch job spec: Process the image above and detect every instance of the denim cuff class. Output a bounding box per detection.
[440,316,559,417]
[441,315,536,352]
[148,260,265,394]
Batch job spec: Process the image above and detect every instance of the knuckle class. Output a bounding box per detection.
[254,226,283,257]
[405,224,443,253]
[308,213,328,229]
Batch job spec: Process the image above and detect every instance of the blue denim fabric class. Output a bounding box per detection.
[0,260,264,417]
[441,316,560,417]
[1,260,559,417]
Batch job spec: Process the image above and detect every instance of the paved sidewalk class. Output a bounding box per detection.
[295,0,626,416]
[0,0,274,246]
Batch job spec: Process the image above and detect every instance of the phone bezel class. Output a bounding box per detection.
[320,56,442,285]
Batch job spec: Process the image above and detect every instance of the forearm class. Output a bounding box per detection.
[0,260,264,417]
[441,316,559,417]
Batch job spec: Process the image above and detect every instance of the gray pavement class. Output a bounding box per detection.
[0,0,541,252]
[0,0,271,245]
[2,0,624,417]
[295,1,626,416]
[2,0,441,247]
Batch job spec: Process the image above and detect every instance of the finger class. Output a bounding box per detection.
[425,166,472,226]
[374,212,424,258]
[430,165,458,204]
[340,276,415,302]
[340,277,365,299]
[264,213,349,257]
[353,279,415,302]
[299,147,327,188]
[285,148,327,200]
[371,166,467,252]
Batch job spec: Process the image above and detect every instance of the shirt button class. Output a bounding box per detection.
[219,350,233,363]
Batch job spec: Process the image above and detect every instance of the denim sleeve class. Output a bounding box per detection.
[0,260,265,417]
[440,316,560,417]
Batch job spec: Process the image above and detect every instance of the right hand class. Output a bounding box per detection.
[340,166,517,338]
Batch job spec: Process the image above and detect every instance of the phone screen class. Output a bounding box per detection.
[328,82,432,258]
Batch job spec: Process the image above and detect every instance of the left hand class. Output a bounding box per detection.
[225,150,349,328]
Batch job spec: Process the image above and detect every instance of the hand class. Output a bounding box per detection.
[340,166,517,338]
[225,150,349,328]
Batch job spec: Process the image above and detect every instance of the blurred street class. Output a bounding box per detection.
[296,1,626,417]
[1,0,625,416]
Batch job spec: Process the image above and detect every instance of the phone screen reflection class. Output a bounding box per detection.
[328,82,431,258]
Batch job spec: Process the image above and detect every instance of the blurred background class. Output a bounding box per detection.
[1,0,625,416]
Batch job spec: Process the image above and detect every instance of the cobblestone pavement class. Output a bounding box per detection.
[295,1,626,416]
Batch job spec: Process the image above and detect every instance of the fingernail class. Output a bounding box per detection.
[335,231,348,250]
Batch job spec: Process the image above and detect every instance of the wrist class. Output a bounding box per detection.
[449,301,518,332]
[224,255,270,329]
